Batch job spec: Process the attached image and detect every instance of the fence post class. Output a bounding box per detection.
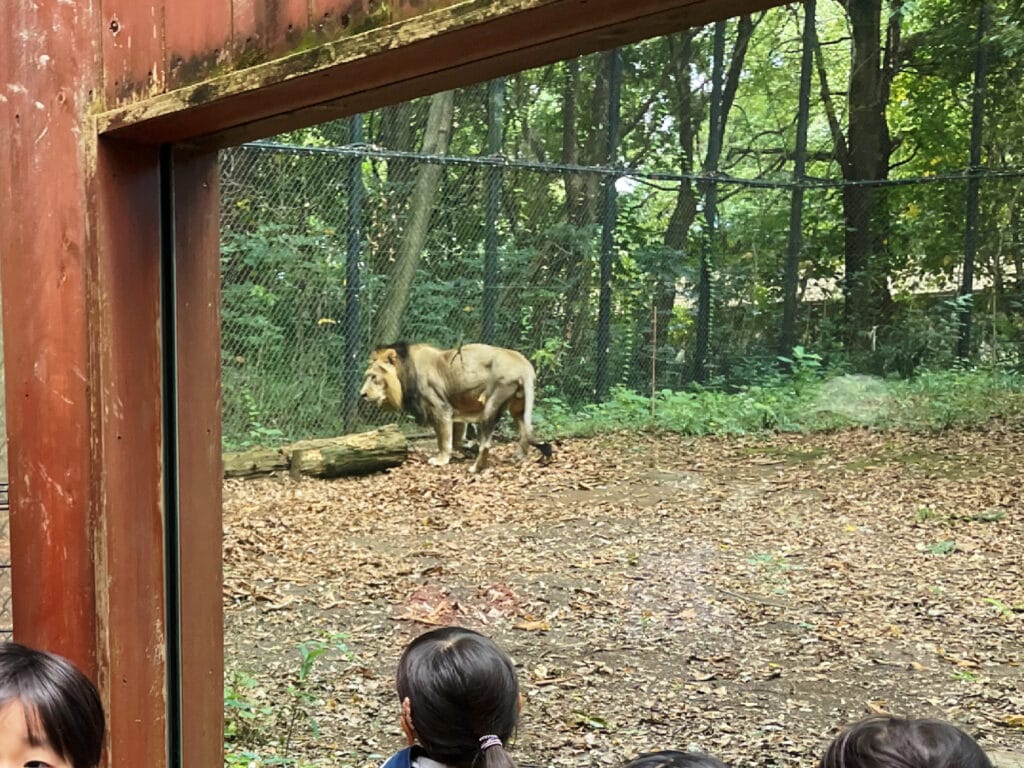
[958,1,989,360]
[781,0,815,360]
[343,115,365,430]
[483,77,504,345]
[595,48,622,401]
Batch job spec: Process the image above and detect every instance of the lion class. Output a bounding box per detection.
[360,341,552,473]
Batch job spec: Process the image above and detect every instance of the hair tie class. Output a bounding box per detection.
[479,735,503,751]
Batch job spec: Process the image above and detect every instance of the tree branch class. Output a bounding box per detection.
[811,20,850,173]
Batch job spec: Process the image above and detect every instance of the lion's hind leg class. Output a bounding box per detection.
[469,385,515,473]
[508,394,529,461]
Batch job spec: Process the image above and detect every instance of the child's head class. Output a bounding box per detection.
[623,750,729,768]
[819,716,992,768]
[0,641,105,768]
[396,626,519,768]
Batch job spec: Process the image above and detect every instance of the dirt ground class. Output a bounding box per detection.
[223,422,1024,768]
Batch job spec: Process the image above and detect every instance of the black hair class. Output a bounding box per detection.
[623,750,729,768]
[0,641,105,768]
[819,716,992,768]
[396,626,519,768]
[376,342,410,361]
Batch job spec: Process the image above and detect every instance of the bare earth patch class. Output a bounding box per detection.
[223,423,1024,768]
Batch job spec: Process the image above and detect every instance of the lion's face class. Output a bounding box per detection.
[360,349,403,411]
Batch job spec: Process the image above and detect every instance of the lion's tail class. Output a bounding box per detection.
[521,374,553,461]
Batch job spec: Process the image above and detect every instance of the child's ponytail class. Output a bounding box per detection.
[479,734,517,768]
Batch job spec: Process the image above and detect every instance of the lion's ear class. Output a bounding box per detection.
[383,348,398,366]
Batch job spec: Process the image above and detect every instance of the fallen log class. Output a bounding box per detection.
[223,425,408,479]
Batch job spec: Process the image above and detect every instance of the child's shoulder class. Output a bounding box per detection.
[382,746,454,768]
[381,746,416,768]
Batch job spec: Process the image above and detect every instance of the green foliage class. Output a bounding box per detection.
[777,345,823,394]
[537,381,809,437]
[219,1,1024,444]
[224,634,352,768]
[537,368,1024,438]
[220,210,356,446]
[982,596,1018,620]
[875,295,970,378]
[925,539,958,556]
[224,671,273,748]
[949,668,979,682]
[885,367,1024,429]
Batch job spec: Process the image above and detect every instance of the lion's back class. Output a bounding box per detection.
[440,343,533,387]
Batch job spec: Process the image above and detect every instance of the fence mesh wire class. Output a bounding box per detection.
[218,25,1024,448]
[219,135,1022,447]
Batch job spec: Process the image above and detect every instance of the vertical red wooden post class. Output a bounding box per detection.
[173,147,226,765]
[2,1,224,763]
[0,0,101,677]
[92,137,169,766]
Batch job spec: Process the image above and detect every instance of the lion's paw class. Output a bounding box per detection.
[428,455,451,466]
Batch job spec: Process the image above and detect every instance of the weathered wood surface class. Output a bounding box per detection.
[173,146,225,765]
[97,0,789,145]
[224,425,408,479]
[1,0,99,677]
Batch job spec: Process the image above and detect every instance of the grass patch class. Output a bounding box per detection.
[536,368,1024,438]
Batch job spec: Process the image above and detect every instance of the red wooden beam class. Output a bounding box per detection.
[165,0,234,90]
[102,0,167,102]
[99,0,787,146]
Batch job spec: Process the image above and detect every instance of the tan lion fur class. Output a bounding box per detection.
[360,342,550,473]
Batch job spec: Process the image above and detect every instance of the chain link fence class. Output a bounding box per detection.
[219,136,1023,447]
[219,28,1024,449]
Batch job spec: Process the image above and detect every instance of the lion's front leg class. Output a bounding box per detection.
[428,416,454,466]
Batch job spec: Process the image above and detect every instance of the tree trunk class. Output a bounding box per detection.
[696,17,757,382]
[595,49,623,401]
[841,0,899,355]
[561,58,586,225]
[483,77,505,345]
[223,425,408,479]
[368,101,423,275]
[343,114,365,431]
[373,90,456,345]
[535,55,610,357]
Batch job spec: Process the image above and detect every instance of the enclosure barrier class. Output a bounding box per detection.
[219,11,1024,448]
[220,139,1024,448]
